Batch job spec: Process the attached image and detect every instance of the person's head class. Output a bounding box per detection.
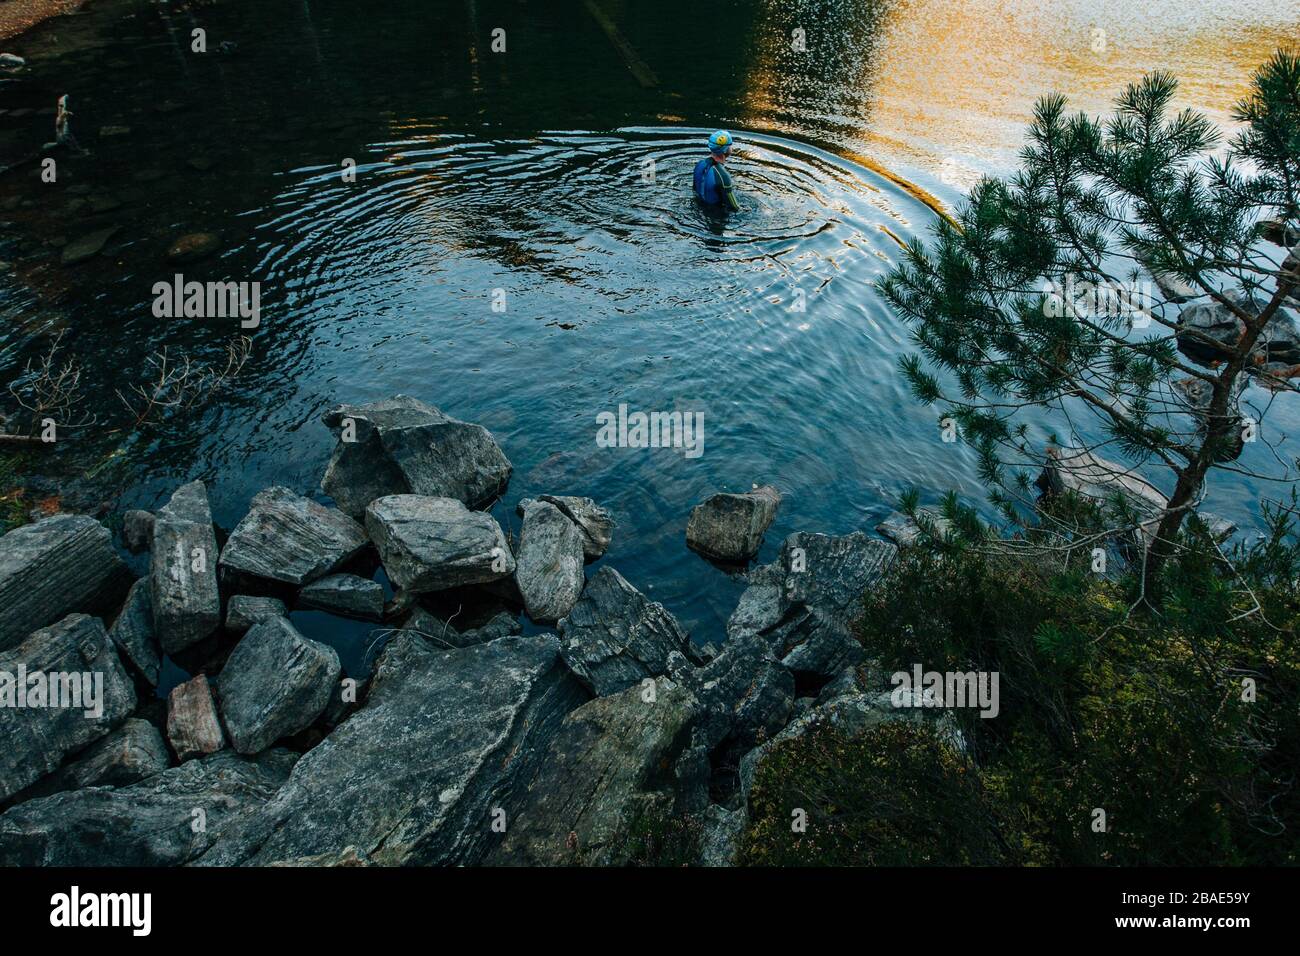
[708,129,734,161]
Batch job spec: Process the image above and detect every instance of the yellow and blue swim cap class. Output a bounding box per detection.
[708,130,734,155]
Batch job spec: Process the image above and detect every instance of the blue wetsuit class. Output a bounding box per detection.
[693,157,740,210]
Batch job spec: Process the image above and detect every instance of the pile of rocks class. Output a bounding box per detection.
[0,394,953,868]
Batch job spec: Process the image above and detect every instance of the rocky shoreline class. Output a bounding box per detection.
[0,392,1236,865]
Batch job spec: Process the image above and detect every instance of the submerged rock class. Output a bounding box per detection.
[0,750,297,866]
[216,617,341,754]
[194,633,586,866]
[0,513,130,652]
[517,495,614,560]
[558,566,691,696]
[150,481,221,655]
[489,678,702,866]
[219,486,368,587]
[0,614,137,802]
[108,578,162,686]
[225,594,287,633]
[321,395,513,518]
[685,485,781,562]
[166,673,225,761]
[515,500,585,623]
[297,573,384,620]
[60,226,119,266]
[365,494,513,593]
[166,232,221,263]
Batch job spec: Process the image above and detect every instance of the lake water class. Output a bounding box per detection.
[1,0,1297,666]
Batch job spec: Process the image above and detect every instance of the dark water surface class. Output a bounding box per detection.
[1,0,1297,664]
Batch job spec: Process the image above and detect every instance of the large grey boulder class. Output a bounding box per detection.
[725,532,896,682]
[108,579,162,686]
[365,494,513,593]
[150,481,221,654]
[558,566,691,696]
[0,614,137,802]
[0,514,130,652]
[193,633,586,866]
[225,595,287,634]
[166,673,225,761]
[219,486,368,587]
[489,678,702,866]
[0,750,297,866]
[13,719,170,802]
[517,495,614,560]
[686,485,781,562]
[671,631,794,757]
[216,617,341,754]
[1176,292,1300,365]
[297,573,384,620]
[321,395,513,518]
[515,500,585,623]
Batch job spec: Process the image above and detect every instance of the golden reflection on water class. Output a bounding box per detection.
[740,0,1300,190]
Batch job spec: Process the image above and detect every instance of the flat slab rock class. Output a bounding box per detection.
[517,495,614,560]
[558,566,691,696]
[0,750,297,866]
[365,494,514,593]
[167,673,226,761]
[0,614,137,802]
[515,500,585,623]
[216,616,341,754]
[489,678,702,866]
[686,485,781,563]
[150,481,221,655]
[297,573,384,620]
[321,395,513,518]
[0,513,130,652]
[219,486,368,587]
[194,633,586,866]
[875,510,953,550]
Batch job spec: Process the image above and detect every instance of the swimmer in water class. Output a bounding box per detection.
[693,129,740,211]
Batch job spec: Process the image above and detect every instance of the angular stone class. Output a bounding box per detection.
[672,631,794,757]
[225,594,287,633]
[167,673,225,761]
[698,803,746,867]
[321,395,512,518]
[216,617,341,754]
[219,486,368,587]
[403,604,520,649]
[297,573,384,620]
[0,614,137,802]
[0,513,130,652]
[108,578,162,686]
[150,481,221,654]
[558,566,690,696]
[0,750,297,866]
[16,719,170,801]
[490,678,702,866]
[515,500,585,623]
[194,634,586,866]
[725,532,896,682]
[686,485,781,562]
[1176,292,1300,365]
[518,495,614,560]
[122,509,154,553]
[365,494,513,593]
